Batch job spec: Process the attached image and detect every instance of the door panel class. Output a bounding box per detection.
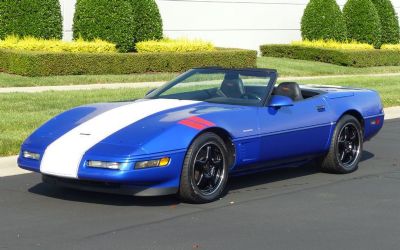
[258,97,333,162]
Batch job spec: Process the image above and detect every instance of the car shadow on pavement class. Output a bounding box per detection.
[28,151,375,206]
[28,184,180,207]
[360,150,374,162]
[228,150,374,192]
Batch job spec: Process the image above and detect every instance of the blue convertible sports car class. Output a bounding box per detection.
[18,68,384,203]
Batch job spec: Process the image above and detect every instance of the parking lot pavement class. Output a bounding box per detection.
[0,119,399,250]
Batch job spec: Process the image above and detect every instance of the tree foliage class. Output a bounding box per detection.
[73,0,135,52]
[371,0,400,44]
[0,0,62,39]
[301,0,347,41]
[129,0,163,44]
[343,0,382,47]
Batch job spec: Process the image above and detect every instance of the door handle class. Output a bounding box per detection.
[316,105,326,112]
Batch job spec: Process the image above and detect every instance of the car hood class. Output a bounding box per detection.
[23,98,246,158]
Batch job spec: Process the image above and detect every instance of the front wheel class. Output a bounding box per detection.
[320,115,363,174]
[179,132,229,203]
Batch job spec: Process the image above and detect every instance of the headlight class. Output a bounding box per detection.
[22,151,41,160]
[87,160,124,170]
[135,157,170,169]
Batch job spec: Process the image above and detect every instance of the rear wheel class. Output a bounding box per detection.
[320,115,363,174]
[179,132,229,203]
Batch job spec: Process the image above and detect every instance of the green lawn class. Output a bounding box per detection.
[0,88,151,156]
[291,75,400,108]
[258,57,400,77]
[2,57,400,88]
[0,72,178,88]
[0,74,398,157]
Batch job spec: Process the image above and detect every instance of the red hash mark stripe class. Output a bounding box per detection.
[178,116,215,130]
[179,119,207,130]
[187,116,216,127]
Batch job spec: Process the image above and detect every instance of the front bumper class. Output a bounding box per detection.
[18,149,187,196]
[42,174,178,196]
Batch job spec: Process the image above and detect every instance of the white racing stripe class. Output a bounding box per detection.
[40,99,199,178]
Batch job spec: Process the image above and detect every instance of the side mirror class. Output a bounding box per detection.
[268,95,294,109]
[145,88,157,96]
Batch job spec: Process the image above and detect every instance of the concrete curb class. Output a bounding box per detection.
[0,156,29,177]
[0,107,399,177]
[384,107,400,120]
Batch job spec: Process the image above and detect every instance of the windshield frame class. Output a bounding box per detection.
[145,68,278,107]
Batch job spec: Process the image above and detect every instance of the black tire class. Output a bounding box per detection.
[320,115,363,174]
[179,132,229,203]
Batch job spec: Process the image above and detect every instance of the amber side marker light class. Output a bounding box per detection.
[135,157,170,169]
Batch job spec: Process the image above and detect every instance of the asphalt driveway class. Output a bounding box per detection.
[0,119,399,250]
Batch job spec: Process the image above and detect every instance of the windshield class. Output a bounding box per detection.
[147,68,277,106]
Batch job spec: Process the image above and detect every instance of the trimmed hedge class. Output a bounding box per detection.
[73,0,135,52]
[343,0,382,47]
[381,44,400,50]
[0,49,257,76]
[291,40,374,50]
[260,44,400,67]
[0,0,62,39]
[136,38,215,53]
[0,36,117,53]
[301,0,347,41]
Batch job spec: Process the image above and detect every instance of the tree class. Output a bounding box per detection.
[0,0,62,39]
[371,0,400,44]
[343,0,382,47]
[128,0,163,44]
[73,0,135,52]
[301,0,347,41]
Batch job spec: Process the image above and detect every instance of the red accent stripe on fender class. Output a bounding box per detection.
[187,116,216,127]
[179,119,207,130]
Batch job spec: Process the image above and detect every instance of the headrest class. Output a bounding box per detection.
[275,82,303,101]
[219,72,245,98]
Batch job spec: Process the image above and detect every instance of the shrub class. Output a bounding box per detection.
[381,44,400,50]
[73,0,135,52]
[291,40,374,50]
[136,38,215,53]
[301,0,347,41]
[371,0,400,44]
[0,36,117,53]
[0,49,257,76]
[0,0,62,39]
[343,0,382,47]
[128,0,163,45]
[260,44,400,67]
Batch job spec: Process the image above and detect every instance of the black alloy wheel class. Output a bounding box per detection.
[319,115,363,174]
[192,143,225,196]
[336,123,361,168]
[179,132,229,203]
